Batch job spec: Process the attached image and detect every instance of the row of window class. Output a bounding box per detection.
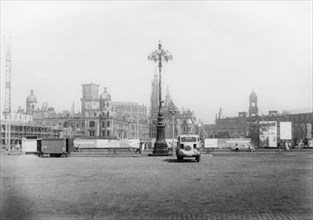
[89,121,110,128]
[85,112,111,117]
[88,130,111,137]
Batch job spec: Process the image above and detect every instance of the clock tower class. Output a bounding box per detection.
[249,90,259,117]
[81,83,100,137]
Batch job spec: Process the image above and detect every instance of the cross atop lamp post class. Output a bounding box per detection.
[148,41,173,156]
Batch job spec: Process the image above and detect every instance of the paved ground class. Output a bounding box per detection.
[1,151,313,220]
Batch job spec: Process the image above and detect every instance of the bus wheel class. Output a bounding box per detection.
[195,156,200,162]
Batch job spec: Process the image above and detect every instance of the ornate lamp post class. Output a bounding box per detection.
[148,41,173,156]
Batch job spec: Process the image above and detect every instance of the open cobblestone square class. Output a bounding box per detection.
[1,152,313,220]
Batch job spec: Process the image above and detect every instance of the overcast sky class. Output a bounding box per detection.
[1,1,312,123]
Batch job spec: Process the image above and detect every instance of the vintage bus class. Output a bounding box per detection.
[176,134,201,162]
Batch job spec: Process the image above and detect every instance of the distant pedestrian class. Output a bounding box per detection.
[294,141,298,149]
[304,138,308,148]
[288,142,292,151]
[135,147,141,154]
[75,144,81,152]
[285,142,291,152]
[248,144,255,152]
[277,142,281,154]
[299,139,304,149]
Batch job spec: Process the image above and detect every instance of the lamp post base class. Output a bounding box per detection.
[149,141,170,156]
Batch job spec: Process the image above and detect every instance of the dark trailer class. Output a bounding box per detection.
[37,138,74,157]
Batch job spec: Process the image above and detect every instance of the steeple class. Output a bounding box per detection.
[164,86,171,107]
[218,107,223,119]
[149,67,160,138]
[150,68,159,118]
[154,64,158,78]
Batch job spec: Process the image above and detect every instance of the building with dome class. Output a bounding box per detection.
[79,83,149,139]
[11,85,149,141]
[99,87,113,137]
[26,90,38,114]
[0,90,63,147]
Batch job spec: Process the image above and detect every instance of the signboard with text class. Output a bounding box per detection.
[204,139,218,148]
[204,138,251,148]
[259,121,277,148]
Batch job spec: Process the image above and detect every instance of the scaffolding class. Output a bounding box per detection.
[0,120,62,149]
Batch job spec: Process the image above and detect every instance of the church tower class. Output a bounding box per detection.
[149,72,159,138]
[218,107,223,119]
[163,86,178,139]
[99,87,113,138]
[164,86,171,108]
[249,90,259,117]
[81,83,100,137]
[150,73,159,117]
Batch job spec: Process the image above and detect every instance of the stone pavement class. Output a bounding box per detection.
[114,211,313,220]
[37,211,313,220]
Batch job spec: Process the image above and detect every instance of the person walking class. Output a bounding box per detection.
[285,141,291,152]
[288,142,292,151]
[277,142,281,154]
[248,143,255,152]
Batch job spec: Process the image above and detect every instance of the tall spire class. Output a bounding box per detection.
[218,107,223,119]
[70,102,75,116]
[166,86,170,97]
[164,86,170,107]
[154,63,158,78]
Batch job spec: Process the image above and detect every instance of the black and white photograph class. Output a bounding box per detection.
[1,1,312,219]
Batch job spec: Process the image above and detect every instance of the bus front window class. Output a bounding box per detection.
[181,137,197,142]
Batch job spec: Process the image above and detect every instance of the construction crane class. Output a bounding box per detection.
[3,36,11,152]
